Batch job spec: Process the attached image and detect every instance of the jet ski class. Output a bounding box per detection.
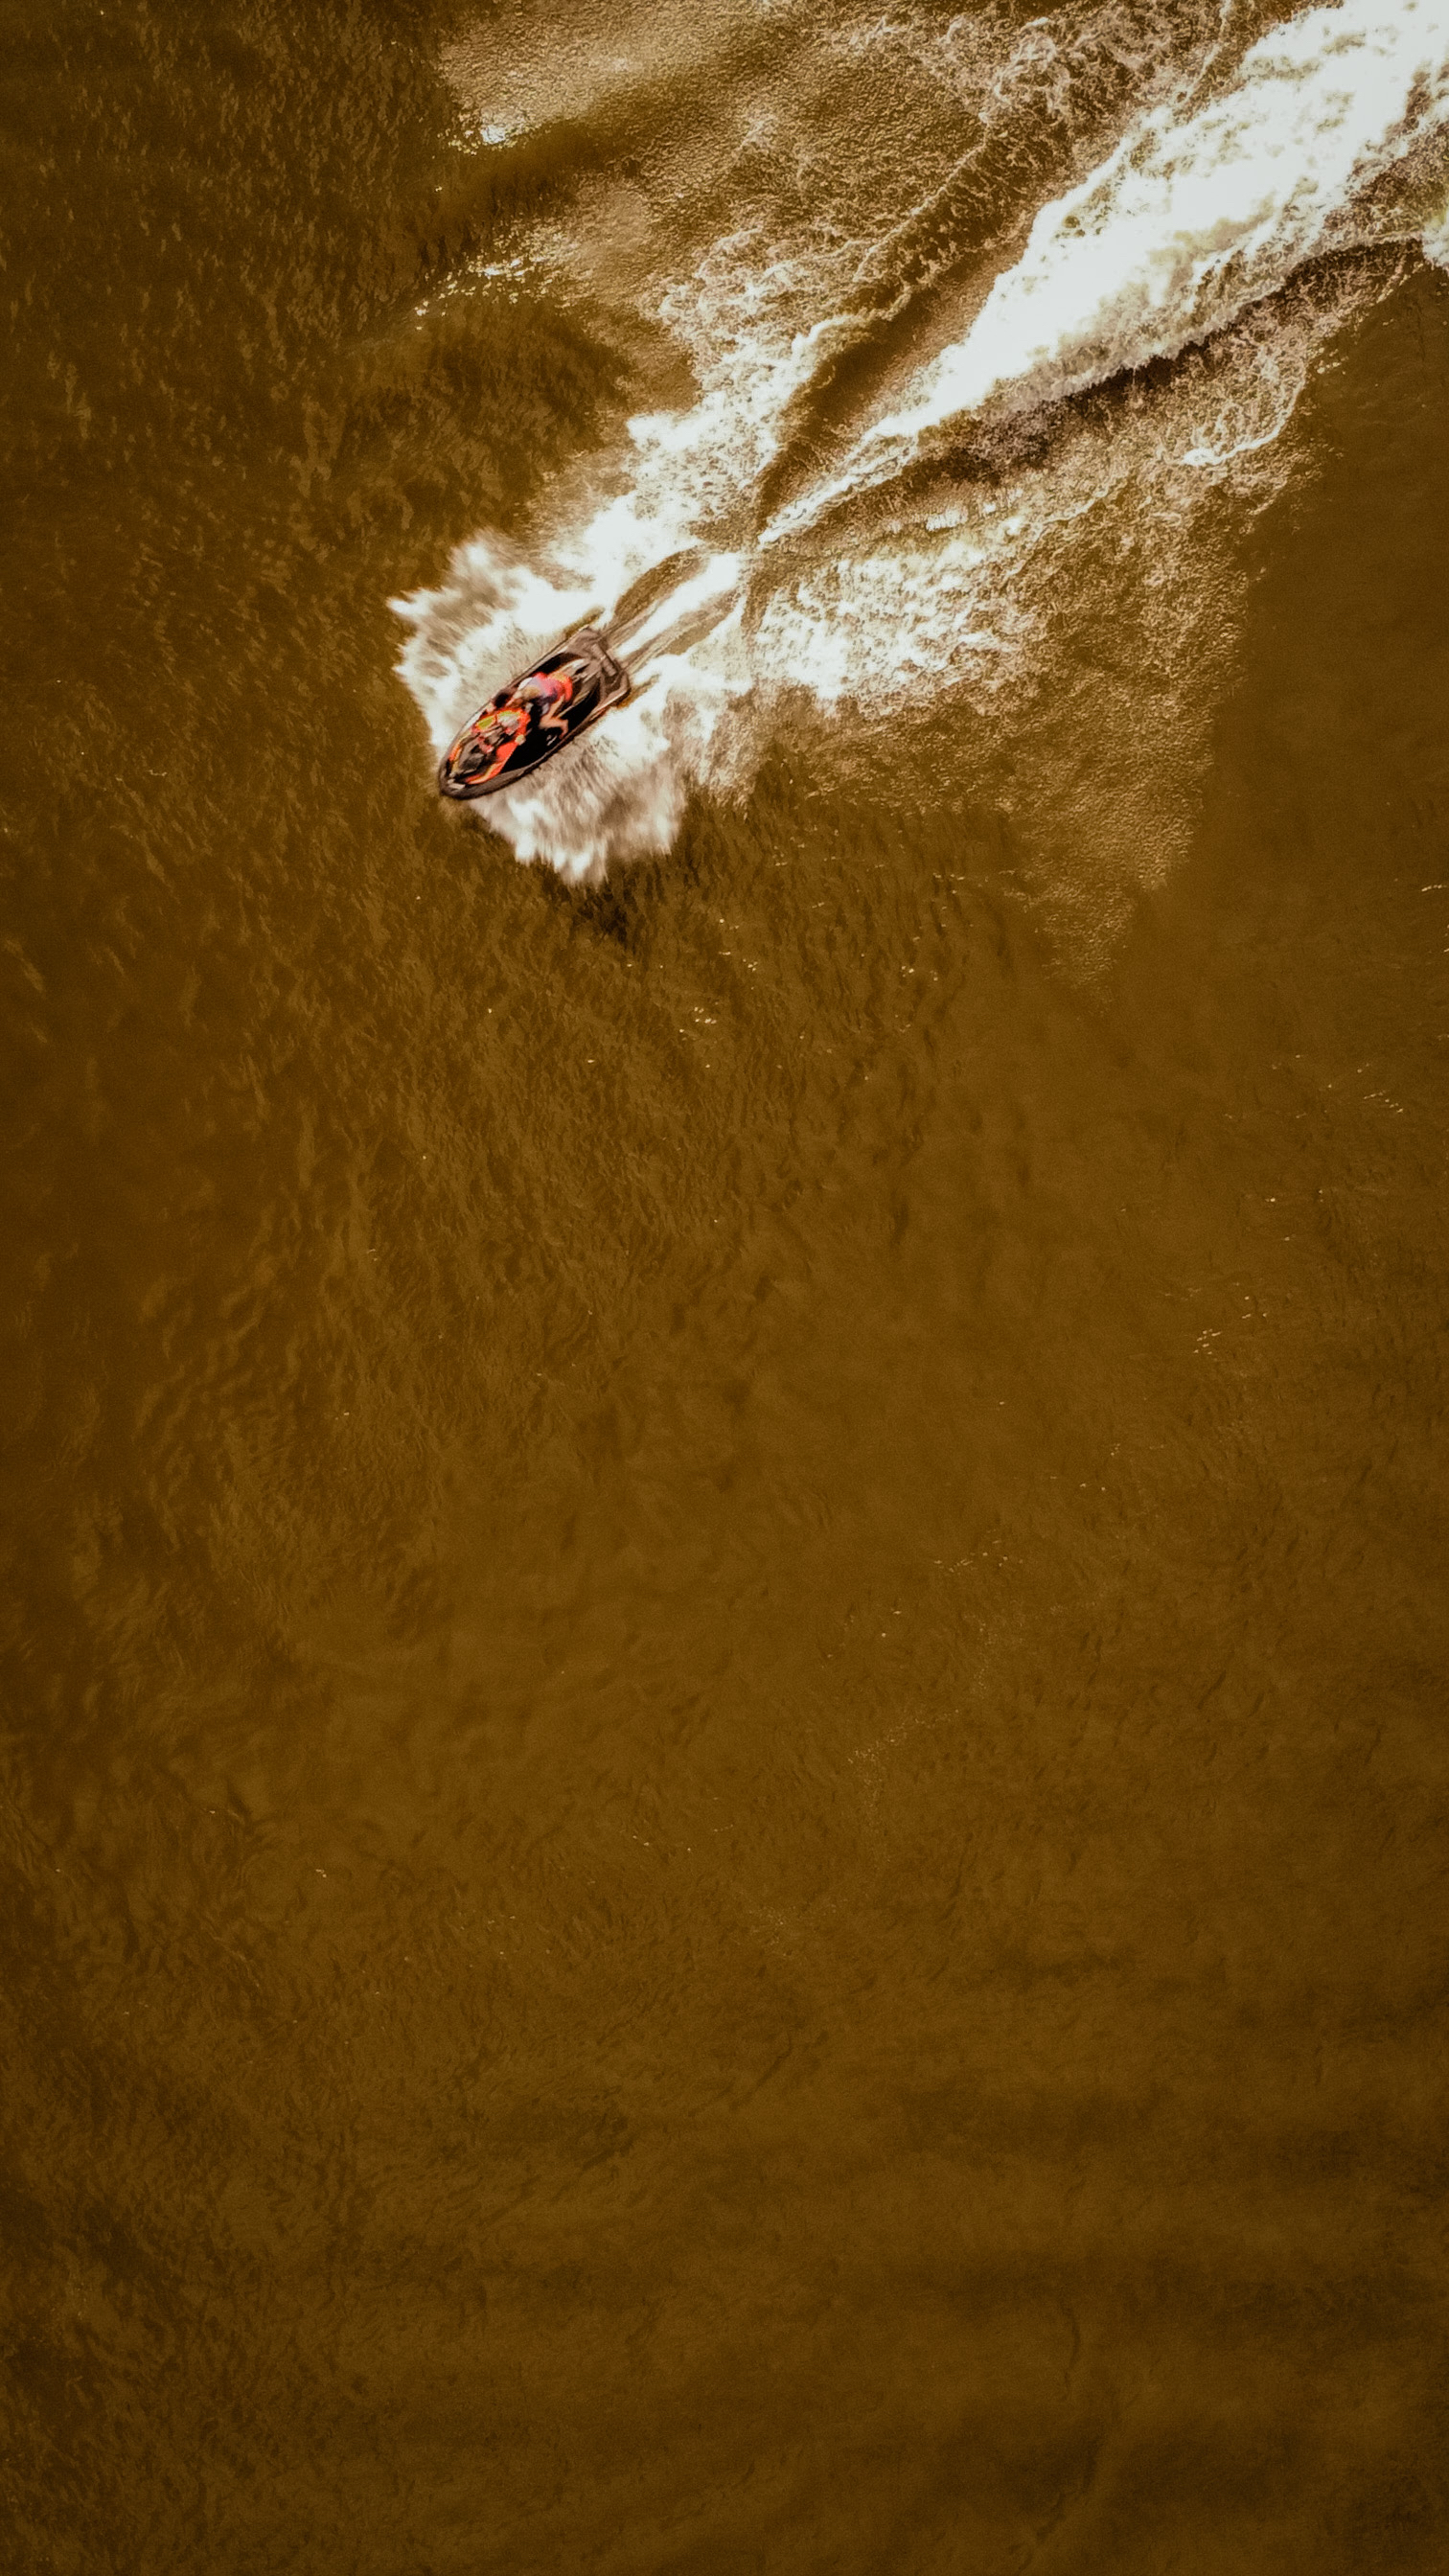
[438,627,632,800]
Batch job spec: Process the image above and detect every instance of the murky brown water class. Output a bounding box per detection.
[4,4,1448,2568]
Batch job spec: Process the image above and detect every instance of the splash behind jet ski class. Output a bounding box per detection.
[438,628,631,800]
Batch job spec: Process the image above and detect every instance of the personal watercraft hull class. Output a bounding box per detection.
[437,628,631,800]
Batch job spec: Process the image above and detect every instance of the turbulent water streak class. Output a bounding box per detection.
[802,0,1449,510]
[398,2,1449,885]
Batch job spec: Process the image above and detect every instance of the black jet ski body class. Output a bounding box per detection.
[438,628,632,800]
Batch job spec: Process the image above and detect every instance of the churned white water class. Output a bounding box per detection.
[779,0,1449,530]
[396,1,1449,882]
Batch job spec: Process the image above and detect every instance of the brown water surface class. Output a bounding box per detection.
[3,4,1447,2569]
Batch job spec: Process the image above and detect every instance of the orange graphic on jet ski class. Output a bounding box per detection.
[438,630,632,800]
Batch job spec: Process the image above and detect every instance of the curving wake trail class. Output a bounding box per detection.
[396,0,1449,886]
[768,0,1449,540]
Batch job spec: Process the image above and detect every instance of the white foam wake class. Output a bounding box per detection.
[399,3,1449,883]
[770,0,1449,540]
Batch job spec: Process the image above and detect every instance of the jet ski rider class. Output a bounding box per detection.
[516,662,580,739]
[461,659,583,788]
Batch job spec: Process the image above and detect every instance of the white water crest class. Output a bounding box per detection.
[771,0,1449,535]
[399,1,1449,886]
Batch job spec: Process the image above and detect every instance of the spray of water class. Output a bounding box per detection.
[395,1,1449,887]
